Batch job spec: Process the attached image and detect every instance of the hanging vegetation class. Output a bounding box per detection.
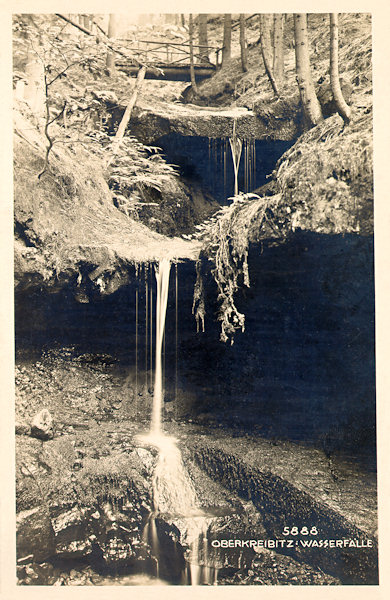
[197,193,288,343]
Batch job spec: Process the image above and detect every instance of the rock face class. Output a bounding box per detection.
[14,111,201,298]
[30,409,54,441]
[190,442,378,585]
[317,77,353,118]
[17,507,56,563]
[16,421,31,436]
[124,101,297,145]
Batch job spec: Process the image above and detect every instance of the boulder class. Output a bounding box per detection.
[316,77,353,118]
[16,507,55,562]
[15,420,31,435]
[30,409,54,441]
[50,505,93,559]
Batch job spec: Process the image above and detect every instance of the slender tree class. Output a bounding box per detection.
[82,15,91,30]
[106,65,147,167]
[189,14,199,95]
[239,14,248,72]
[198,14,209,63]
[273,14,285,88]
[222,14,232,66]
[24,30,45,116]
[106,14,117,76]
[259,14,279,96]
[260,14,273,66]
[330,13,351,124]
[294,13,323,127]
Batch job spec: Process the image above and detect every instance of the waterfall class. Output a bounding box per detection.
[138,258,217,584]
[135,287,138,411]
[229,119,243,196]
[140,431,216,584]
[145,266,149,392]
[150,258,171,435]
[141,432,216,584]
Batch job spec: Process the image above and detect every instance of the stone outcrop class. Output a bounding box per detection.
[30,409,54,441]
[127,100,298,145]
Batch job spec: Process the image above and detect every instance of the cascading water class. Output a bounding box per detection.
[229,119,243,197]
[150,258,170,434]
[207,134,255,200]
[140,259,217,585]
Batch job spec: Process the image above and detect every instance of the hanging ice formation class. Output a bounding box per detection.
[229,119,243,196]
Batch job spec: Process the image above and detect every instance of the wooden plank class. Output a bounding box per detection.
[116,63,216,82]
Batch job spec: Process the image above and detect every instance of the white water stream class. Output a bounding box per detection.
[139,259,216,585]
[150,258,171,434]
[208,134,255,199]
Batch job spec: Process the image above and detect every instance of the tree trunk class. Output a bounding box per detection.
[82,15,91,30]
[260,14,273,67]
[106,14,117,76]
[181,14,186,27]
[294,13,323,128]
[198,14,209,63]
[239,14,248,72]
[106,66,147,166]
[273,14,285,87]
[259,14,279,97]
[24,44,46,117]
[189,14,199,94]
[330,13,351,124]
[222,14,232,66]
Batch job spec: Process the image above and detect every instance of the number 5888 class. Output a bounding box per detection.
[282,526,318,536]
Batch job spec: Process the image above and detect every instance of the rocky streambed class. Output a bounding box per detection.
[15,348,378,586]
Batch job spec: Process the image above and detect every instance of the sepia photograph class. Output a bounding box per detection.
[4,3,387,592]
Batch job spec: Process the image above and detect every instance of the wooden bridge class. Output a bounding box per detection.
[115,39,221,81]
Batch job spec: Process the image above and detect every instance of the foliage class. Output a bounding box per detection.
[198,192,287,343]
[193,13,373,342]
[192,260,206,333]
[274,110,373,234]
[108,137,179,204]
[13,13,183,230]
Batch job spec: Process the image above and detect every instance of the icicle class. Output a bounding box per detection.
[253,139,256,189]
[192,261,205,333]
[207,138,210,194]
[253,139,255,187]
[248,139,251,191]
[219,139,221,196]
[252,138,255,190]
[162,328,166,403]
[145,265,149,393]
[143,517,160,577]
[248,139,251,192]
[175,262,178,415]
[223,138,226,198]
[135,286,138,411]
[229,119,243,197]
[245,139,248,192]
[150,284,153,384]
[190,534,200,585]
[213,138,216,194]
[244,140,248,192]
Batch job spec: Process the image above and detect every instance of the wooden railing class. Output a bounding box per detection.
[119,39,222,68]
